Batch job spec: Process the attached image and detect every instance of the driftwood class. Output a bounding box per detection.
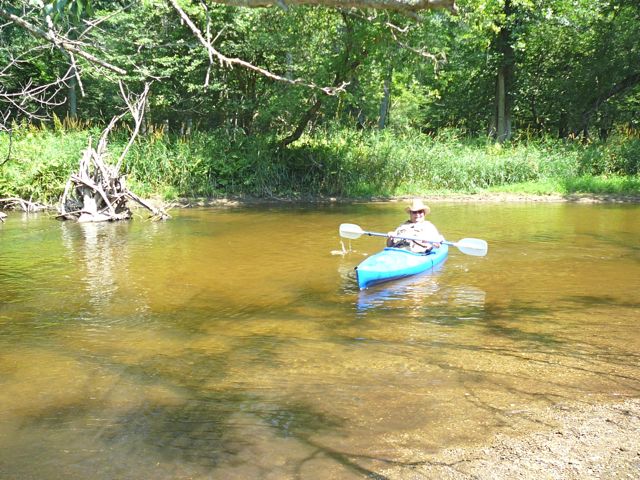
[0,197,49,221]
[58,82,169,222]
[0,197,48,212]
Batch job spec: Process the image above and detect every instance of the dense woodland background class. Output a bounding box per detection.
[1,0,639,202]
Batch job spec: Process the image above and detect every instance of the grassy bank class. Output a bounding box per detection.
[1,124,639,204]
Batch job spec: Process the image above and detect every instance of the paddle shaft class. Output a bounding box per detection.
[360,230,444,245]
[338,223,488,256]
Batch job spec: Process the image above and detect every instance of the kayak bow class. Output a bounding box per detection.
[355,245,449,290]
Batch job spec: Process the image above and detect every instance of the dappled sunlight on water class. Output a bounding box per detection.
[0,203,638,478]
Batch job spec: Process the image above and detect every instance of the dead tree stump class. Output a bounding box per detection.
[58,82,169,222]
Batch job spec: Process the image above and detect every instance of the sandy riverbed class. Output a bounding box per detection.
[380,399,640,479]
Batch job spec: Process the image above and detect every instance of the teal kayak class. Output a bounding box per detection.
[355,245,449,290]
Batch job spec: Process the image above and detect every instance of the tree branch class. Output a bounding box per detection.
[580,71,640,135]
[0,7,127,75]
[168,0,347,95]
[207,0,457,13]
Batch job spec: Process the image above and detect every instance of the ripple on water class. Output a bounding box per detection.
[1,204,639,479]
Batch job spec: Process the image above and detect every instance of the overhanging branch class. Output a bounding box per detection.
[206,0,457,13]
[169,0,348,94]
[0,7,127,75]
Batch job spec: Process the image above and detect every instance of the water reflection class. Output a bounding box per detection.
[352,261,487,321]
[355,261,446,312]
[63,222,124,307]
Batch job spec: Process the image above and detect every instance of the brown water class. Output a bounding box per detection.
[0,202,638,479]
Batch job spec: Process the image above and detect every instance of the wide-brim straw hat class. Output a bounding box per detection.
[405,198,430,215]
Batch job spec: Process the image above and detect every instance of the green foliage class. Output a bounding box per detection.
[561,175,640,195]
[2,0,640,204]
[3,127,637,203]
[122,129,278,198]
[0,128,88,203]
[44,0,94,23]
[2,0,639,138]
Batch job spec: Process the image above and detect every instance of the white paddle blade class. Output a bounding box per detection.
[455,238,488,257]
[339,223,365,239]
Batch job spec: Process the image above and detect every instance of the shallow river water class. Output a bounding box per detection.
[0,201,639,479]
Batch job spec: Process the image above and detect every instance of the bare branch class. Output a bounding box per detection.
[0,65,73,135]
[115,81,152,172]
[207,0,457,13]
[390,29,443,64]
[168,0,348,95]
[58,85,169,222]
[77,3,132,41]
[0,197,49,212]
[0,7,127,75]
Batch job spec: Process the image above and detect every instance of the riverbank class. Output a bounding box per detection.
[166,191,640,208]
[3,191,639,218]
[378,398,640,479]
[2,128,639,206]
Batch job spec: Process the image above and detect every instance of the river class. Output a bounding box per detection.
[0,201,638,479]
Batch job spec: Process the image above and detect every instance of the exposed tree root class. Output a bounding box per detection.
[57,82,169,223]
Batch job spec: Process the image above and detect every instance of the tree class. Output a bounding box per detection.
[206,0,457,12]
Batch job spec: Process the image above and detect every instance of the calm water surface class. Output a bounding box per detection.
[0,202,638,479]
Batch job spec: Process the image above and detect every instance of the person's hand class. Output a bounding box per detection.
[387,231,397,247]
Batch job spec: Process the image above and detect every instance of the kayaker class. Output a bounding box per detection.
[386,199,444,253]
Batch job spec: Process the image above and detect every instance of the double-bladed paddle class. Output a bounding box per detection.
[339,223,488,257]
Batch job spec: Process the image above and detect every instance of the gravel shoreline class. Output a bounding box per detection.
[168,192,640,207]
[381,399,640,479]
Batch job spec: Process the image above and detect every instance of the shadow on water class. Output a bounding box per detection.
[15,337,403,479]
[2,205,640,478]
[562,294,640,309]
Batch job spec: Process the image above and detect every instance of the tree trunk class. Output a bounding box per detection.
[491,0,514,143]
[68,68,77,120]
[579,71,640,138]
[558,110,568,139]
[279,98,323,147]
[378,66,392,129]
[205,0,457,12]
[495,70,508,139]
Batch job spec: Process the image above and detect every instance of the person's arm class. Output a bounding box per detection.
[387,224,405,247]
[415,223,443,250]
[413,239,435,251]
[386,229,397,247]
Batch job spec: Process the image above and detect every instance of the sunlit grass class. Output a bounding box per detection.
[486,180,565,196]
[1,124,638,203]
[561,175,640,195]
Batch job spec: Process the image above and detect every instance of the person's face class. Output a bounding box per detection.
[409,209,425,222]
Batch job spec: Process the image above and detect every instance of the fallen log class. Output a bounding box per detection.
[0,197,49,213]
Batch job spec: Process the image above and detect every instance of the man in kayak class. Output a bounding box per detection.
[386,199,444,253]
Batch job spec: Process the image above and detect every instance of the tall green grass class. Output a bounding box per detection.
[0,125,90,203]
[1,124,638,203]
